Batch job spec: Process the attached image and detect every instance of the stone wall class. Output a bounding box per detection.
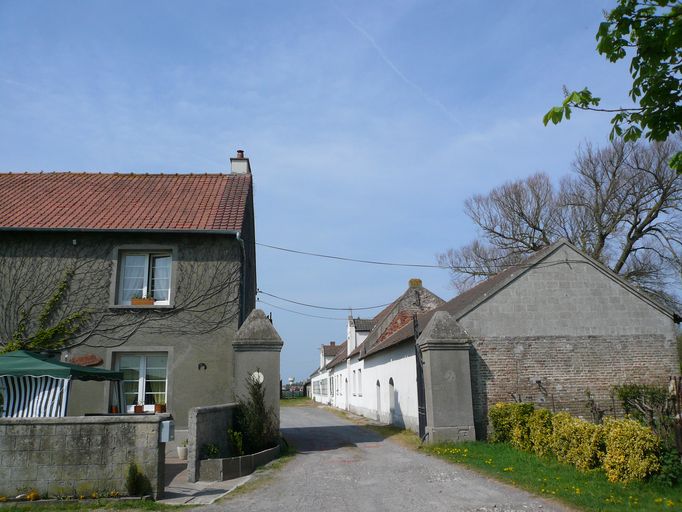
[469,335,678,438]
[0,414,168,498]
[187,403,237,483]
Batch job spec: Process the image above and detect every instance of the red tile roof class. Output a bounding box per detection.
[0,172,252,232]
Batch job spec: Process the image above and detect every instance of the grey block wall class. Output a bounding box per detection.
[0,414,168,498]
[187,403,237,483]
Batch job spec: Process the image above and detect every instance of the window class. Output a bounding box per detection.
[118,252,171,305]
[117,354,168,412]
[352,370,356,396]
[358,369,362,397]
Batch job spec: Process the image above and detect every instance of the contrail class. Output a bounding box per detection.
[330,1,461,126]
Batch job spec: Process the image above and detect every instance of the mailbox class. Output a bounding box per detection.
[159,420,175,443]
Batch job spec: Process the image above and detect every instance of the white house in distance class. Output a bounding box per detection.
[310,279,443,431]
[310,240,680,440]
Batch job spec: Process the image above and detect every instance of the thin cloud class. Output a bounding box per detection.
[330,1,461,126]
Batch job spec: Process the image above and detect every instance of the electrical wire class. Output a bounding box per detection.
[258,289,392,311]
[257,298,347,321]
[256,242,450,269]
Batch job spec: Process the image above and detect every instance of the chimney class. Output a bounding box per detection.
[230,149,251,174]
[409,278,422,288]
[330,341,336,346]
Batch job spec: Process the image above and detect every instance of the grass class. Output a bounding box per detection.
[279,396,313,407]
[0,499,180,511]
[422,441,682,511]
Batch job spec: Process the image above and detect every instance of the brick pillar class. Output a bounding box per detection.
[417,311,476,443]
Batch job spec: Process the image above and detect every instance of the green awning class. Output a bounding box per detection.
[0,350,123,381]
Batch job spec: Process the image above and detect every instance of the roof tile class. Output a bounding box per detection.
[0,172,252,232]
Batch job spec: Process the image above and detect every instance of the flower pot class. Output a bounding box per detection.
[154,403,166,413]
[177,446,188,460]
[110,405,119,414]
[134,405,144,414]
[131,297,155,306]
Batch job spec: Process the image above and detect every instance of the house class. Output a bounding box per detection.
[0,151,282,428]
[311,240,680,441]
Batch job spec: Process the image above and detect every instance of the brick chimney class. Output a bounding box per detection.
[230,149,251,174]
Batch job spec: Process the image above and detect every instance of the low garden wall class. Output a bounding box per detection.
[187,402,237,483]
[0,414,169,499]
[198,444,280,481]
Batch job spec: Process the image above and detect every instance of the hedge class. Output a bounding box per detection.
[488,402,664,483]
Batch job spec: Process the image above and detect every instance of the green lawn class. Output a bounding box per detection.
[423,441,682,511]
[279,396,313,407]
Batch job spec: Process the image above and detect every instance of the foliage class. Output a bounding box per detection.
[424,441,682,512]
[1,270,90,354]
[653,446,682,487]
[614,383,671,430]
[602,417,661,483]
[227,428,244,457]
[528,408,554,457]
[543,0,682,171]
[202,443,220,459]
[124,462,151,497]
[488,402,534,444]
[236,370,278,454]
[551,412,605,471]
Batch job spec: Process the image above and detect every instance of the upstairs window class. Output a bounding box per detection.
[118,252,171,305]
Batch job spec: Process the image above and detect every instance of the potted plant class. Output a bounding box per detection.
[133,402,144,414]
[131,293,155,306]
[154,402,166,413]
[177,439,188,460]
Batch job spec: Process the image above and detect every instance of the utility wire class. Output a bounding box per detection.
[257,242,597,273]
[257,298,347,321]
[257,289,393,311]
[256,242,450,269]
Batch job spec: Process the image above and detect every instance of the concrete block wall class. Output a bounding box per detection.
[187,403,237,483]
[469,335,679,438]
[0,414,168,498]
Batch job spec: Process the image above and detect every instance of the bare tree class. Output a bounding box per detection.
[0,234,243,351]
[438,137,682,305]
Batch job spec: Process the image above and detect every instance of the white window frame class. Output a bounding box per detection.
[116,353,168,413]
[117,252,171,306]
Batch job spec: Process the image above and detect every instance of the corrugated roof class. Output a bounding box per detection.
[0,172,252,232]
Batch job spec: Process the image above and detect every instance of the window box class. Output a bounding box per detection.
[131,297,155,306]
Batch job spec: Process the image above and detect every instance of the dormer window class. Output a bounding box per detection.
[117,252,171,305]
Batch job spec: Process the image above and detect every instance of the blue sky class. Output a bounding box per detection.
[0,1,633,380]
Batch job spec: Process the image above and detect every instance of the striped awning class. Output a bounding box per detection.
[0,375,70,418]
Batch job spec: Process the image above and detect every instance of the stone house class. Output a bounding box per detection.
[311,240,680,441]
[0,152,282,428]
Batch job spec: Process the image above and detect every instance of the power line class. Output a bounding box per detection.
[256,242,598,273]
[257,298,347,321]
[257,289,393,311]
[256,242,450,269]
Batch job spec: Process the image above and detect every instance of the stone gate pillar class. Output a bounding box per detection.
[417,311,476,443]
[232,309,284,422]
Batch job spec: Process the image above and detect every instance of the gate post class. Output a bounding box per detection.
[417,311,476,443]
[233,309,284,422]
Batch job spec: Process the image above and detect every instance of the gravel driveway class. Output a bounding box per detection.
[198,405,569,512]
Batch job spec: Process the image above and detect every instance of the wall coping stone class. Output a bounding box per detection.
[0,413,171,426]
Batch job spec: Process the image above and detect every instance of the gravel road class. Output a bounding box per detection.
[197,405,569,512]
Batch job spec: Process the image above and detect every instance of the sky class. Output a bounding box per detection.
[0,1,635,381]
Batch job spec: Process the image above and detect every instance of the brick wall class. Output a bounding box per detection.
[469,335,678,438]
[0,414,167,498]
